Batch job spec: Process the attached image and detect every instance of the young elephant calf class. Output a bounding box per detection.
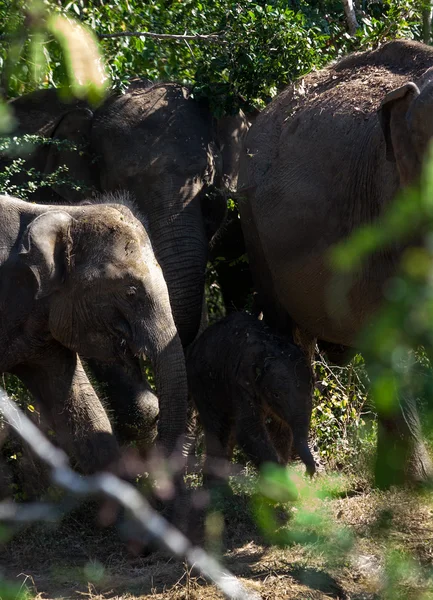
[187,313,316,483]
[0,193,187,474]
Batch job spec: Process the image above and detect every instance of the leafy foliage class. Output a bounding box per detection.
[0,0,428,114]
[311,353,376,475]
[0,135,93,198]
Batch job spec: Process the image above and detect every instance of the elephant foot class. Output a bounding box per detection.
[405,441,433,487]
[374,383,433,489]
[375,423,433,489]
[163,475,191,533]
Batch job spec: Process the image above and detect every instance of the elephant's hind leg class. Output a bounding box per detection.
[199,404,234,487]
[376,385,433,488]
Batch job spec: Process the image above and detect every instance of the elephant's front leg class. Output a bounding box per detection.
[235,393,281,470]
[86,360,159,455]
[13,348,121,474]
[265,416,293,465]
[375,383,432,488]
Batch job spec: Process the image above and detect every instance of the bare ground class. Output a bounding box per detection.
[1,469,433,600]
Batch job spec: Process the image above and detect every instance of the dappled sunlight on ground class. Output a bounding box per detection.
[2,468,433,599]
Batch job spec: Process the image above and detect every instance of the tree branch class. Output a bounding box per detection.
[422,2,433,44]
[341,0,359,36]
[97,30,227,44]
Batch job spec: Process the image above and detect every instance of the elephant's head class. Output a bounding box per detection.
[256,346,316,475]
[18,198,187,455]
[9,86,250,347]
[379,73,433,188]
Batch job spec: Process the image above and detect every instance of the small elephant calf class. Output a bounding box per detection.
[187,313,316,483]
[0,193,186,475]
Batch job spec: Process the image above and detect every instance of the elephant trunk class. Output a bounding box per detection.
[135,308,188,459]
[149,195,209,348]
[294,438,316,477]
[148,331,188,457]
[291,417,316,477]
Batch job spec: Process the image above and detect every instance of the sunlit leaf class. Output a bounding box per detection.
[47,14,109,105]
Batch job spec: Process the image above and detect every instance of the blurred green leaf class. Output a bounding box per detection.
[0,101,16,133]
[47,14,109,104]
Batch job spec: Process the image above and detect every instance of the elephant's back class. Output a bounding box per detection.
[9,88,86,136]
[240,38,433,233]
[269,39,433,119]
[242,40,433,185]
[238,40,433,346]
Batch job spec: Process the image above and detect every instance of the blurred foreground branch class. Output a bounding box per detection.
[0,387,259,600]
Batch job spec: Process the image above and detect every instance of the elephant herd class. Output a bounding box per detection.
[1,38,433,515]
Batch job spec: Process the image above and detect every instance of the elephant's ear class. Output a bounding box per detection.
[18,211,74,299]
[45,108,97,202]
[378,82,420,186]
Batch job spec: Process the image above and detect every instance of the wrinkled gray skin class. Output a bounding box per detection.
[6,81,249,347]
[186,313,316,485]
[0,193,186,471]
[4,83,248,445]
[239,39,433,485]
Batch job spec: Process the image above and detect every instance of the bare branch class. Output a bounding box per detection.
[422,1,433,44]
[0,387,260,600]
[341,0,359,36]
[0,30,227,45]
[97,30,227,44]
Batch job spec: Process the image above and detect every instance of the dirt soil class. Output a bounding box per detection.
[1,471,433,600]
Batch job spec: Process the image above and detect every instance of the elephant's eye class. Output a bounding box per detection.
[127,286,137,297]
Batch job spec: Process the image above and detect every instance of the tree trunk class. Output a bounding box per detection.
[422,2,433,45]
[342,0,359,36]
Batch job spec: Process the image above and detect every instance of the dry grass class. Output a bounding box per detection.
[2,468,433,600]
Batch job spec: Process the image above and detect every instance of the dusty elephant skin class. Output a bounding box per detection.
[0,193,187,470]
[239,39,433,486]
[186,312,316,485]
[4,83,248,452]
[5,82,249,348]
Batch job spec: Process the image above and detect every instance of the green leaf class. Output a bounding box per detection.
[47,14,109,105]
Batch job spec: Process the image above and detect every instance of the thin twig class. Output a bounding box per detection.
[97,31,227,44]
[0,30,227,45]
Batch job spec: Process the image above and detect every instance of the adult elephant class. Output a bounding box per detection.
[5,82,249,347]
[238,39,433,486]
[4,83,247,452]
